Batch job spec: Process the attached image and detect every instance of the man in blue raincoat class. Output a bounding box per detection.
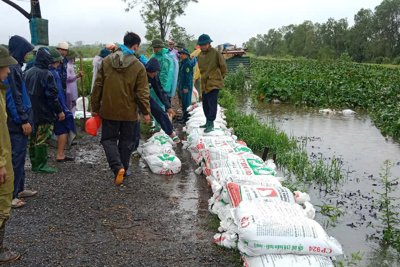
[177,48,193,124]
[4,35,37,208]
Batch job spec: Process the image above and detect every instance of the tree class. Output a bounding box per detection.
[122,0,198,41]
[168,25,196,50]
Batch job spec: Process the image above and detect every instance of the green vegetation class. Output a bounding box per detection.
[250,58,400,138]
[220,68,344,187]
[244,0,400,64]
[74,59,93,98]
[372,160,400,253]
[334,250,363,267]
[316,202,344,223]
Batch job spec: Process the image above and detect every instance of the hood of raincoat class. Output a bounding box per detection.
[109,49,137,71]
[8,35,34,65]
[153,48,168,57]
[145,57,161,73]
[34,47,54,69]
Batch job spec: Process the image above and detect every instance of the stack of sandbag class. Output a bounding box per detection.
[138,132,181,175]
[182,103,342,266]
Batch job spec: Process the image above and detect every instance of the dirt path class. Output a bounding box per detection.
[6,108,241,266]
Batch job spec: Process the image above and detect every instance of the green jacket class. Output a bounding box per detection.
[0,83,14,195]
[92,49,151,121]
[198,46,227,93]
[178,57,193,91]
[150,48,174,93]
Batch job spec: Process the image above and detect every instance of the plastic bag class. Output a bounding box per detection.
[242,254,334,267]
[140,143,175,157]
[85,116,101,136]
[144,154,181,175]
[233,200,343,257]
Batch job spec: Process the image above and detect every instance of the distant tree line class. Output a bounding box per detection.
[243,0,400,64]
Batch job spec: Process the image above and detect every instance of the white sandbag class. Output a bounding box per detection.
[214,232,237,249]
[76,97,89,111]
[144,154,181,175]
[191,87,199,104]
[226,183,295,208]
[144,133,176,147]
[233,200,343,257]
[242,254,334,267]
[208,158,276,178]
[304,201,316,220]
[186,103,202,112]
[294,191,311,204]
[140,143,175,157]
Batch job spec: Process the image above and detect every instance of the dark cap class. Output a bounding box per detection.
[0,45,18,67]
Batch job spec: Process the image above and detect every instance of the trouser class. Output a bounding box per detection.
[0,193,12,229]
[133,121,141,151]
[28,124,53,148]
[101,119,137,176]
[202,89,220,121]
[150,97,173,135]
[181,89,192,120]
[10,133,28,199]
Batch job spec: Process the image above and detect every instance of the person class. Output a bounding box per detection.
[65,50,84,116]
[56,42,69,95]
[166,44,179,102]
[49,49,77,162]
[106,42,116,53]
[178,48,193,124]
[4,36,37,209]
[25,47,65,173]
[0,44,22,263]
[150,39,174,99]
[146,58,180,142]
[168,40,179,61]
[191,45,202,97]
[91,48,110,93]
[91,32,151,185]
[175,42,185,52]
[197,34,227,133]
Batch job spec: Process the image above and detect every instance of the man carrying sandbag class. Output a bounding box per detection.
[197,34,227,133]
[91,32,151,185]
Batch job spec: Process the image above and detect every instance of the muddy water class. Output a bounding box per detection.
[238,98,400,266]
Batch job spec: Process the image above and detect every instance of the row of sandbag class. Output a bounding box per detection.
[182,103,343,267]
[138,131,182,175]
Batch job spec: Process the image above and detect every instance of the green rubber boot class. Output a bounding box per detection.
[204,121,214,133]
[200,120,208,128]
[34,145,58,173]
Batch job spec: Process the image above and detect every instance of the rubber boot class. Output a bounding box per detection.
[200,120,208,128]
[204,121,214,133]
[0,222,20,264]
[29,147,37,171]
[34,146,58,173]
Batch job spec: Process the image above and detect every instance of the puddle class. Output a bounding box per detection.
[238,97,400,265]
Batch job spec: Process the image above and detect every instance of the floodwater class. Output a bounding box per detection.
[238,97,400,266]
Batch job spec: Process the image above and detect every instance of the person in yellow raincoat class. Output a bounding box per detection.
[0,44,21,263]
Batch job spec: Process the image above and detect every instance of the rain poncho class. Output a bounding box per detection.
[66,58,79,115]
[150,48,174,95]
[24,48,63,126]
[166,50,179,97]
[91,55,103,93]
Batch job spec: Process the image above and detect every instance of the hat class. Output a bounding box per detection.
[99,48,111,58]
[106,42,116,50]
[178,47,190,56]
[57,42,69,50]
[145,57,161,73]
[67,49,77,58]
[176,42,185,48]
[0,45,18,67]
[151,39,164,48]
[49,48,63,62]
[168,40,174,45]
[197,34,213,45]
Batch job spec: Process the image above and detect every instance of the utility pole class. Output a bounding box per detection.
[1,0,48,45]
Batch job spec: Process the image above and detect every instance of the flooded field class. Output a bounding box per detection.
[238,98,400,266]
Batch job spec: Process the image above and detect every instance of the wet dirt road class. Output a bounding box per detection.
[6,127,240,266]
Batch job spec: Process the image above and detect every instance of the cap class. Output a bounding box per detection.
[57,42,69,50]
[0,45,18,67]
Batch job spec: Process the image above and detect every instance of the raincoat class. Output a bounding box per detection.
[91,55,103,93]
[25,48,63,126]
[150,48,174,94]
[197,46,227,93]
[4,35,35,134]
[170,48,179,61]
[56,56,68,90]
[66,59,79,115]
[49,66,76,135]
[166,50,179,98]
[0,83,15,195]
[91,47,150,121]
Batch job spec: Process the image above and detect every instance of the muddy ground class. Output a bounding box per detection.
[6,102,241,266]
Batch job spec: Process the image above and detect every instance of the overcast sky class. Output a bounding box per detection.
[0,0,383,47]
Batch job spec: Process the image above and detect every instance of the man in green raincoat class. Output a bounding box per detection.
[0,45,21,263]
